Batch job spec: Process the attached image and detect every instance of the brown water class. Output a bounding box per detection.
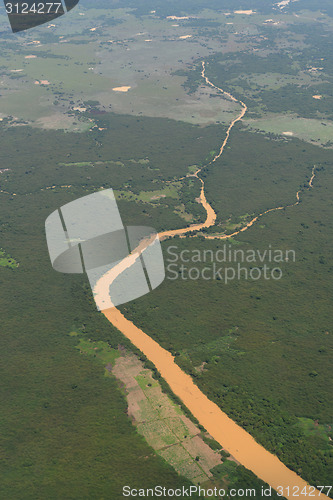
[103,308,328,500]
[99,64,326,499]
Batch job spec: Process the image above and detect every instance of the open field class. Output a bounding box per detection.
[0,248,18,268]
[231,72,326,92]
[114,182,181,203]
[243,115,333,147]
[0,7,247,129]
[1,4,333,131]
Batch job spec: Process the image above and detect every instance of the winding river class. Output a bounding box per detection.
[98,62,327,499]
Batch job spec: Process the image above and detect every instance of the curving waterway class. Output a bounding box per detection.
[98,62,327,499]
[102,307,328,500]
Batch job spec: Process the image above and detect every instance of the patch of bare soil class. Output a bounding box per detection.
[112,352,223,484]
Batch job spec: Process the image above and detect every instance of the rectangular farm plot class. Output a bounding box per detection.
[112,352,223,485]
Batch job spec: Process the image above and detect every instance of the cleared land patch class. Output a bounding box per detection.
[229,72,325,92]
[114,183,181,203]
[0,249,19,269]
[244,114,333,147]
[76,337,230,486]
[112,352,224,485]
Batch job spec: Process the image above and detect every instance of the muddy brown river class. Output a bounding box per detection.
[102,308,328,500]
[98,63,328,499]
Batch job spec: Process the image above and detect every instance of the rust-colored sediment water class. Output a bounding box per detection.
[159,180,216,240]
[99,64,326,498]
[103,308,328,500]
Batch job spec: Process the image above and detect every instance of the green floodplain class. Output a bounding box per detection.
[0,0,332,498]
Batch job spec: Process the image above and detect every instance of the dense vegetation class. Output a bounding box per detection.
[122,127,333,488]
[0,111,297,498]
[0,116,221,499]
[1,1,333,497]
[203,128,332,227]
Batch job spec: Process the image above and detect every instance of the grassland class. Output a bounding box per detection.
[2,4,333,134]
[244,115,333,147]
[0,7,245,130]
[0,248,18,269]
[115,182,180,202]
